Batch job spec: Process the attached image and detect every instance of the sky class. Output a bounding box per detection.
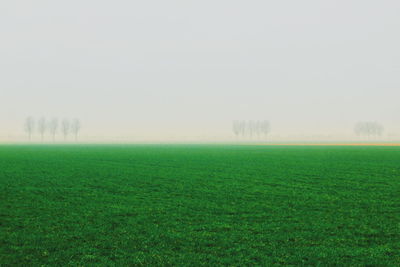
[1,0,399,142]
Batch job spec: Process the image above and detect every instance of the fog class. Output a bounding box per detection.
[1,1,399,142]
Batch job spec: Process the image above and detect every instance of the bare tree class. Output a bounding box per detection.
[247,120,255,139]
[354,122,363,137]
[48,118,59,142]
[71,119,81,142]
[233,120,270,140]
[233,121,239,138]
[355,122,367,139]
[37,117,47,142]
[24,117,35,141]
[354,122,384,140]
[236,120,244,138]
[239,121,246,138]
[375,123,384,138]
[61,119,70,141]
[254,120,261,139]
[260,120,271,140]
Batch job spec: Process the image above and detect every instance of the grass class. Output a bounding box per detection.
[1,145,400,266]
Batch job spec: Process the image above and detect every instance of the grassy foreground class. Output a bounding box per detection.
[1,145,399,266]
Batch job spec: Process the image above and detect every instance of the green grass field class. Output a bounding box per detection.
[1,145,399,266]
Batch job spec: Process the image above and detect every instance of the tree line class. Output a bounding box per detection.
[232,120,271,139]
[24,117,81,142]
[23,117,386,142]
[232,120,386,140]
[354,121,384,139]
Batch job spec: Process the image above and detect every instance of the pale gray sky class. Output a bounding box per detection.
[1,1,399,141]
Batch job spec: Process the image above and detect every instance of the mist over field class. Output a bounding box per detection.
[1,1,399,142]
[2,2,400,266]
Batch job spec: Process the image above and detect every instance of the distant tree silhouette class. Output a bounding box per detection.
[24,117,35,141]
[71,119,81,142]
[248,120,255,139]
[232,120,241,139]
[260,120,271,140]
[233,120,271,140]
[61,119,70,141]
[355,122,384,140]
[254,120,261,139]
[48,118,59,142]
[37,117,47,142]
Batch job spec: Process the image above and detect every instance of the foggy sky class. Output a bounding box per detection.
[1,1,399,141]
